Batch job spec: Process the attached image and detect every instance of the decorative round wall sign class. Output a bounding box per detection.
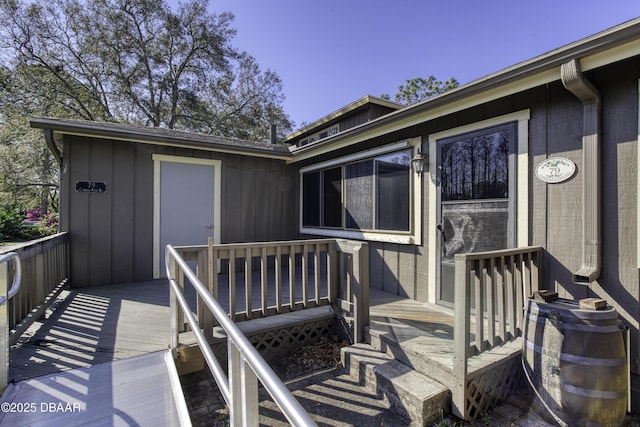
[535,157,576,183]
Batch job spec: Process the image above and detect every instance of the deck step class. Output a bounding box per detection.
[366,318,522,387]
[0,350,191,426]
[341,343,450,426]
[366,319,455,388]
[366,317,526,421]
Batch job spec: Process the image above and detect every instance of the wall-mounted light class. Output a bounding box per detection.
[411,149,427,175]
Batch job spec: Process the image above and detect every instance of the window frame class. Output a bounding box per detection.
[299,138,422,244]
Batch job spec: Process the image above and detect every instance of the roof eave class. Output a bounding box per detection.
[30,118,293,160]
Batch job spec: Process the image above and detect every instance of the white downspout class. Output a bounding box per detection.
[560,59,602,284]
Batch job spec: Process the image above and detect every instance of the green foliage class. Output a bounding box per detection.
[0,205,58,242]
[0,99,59,219]
[0,207,28,241]
[383,76,459,106]
[480,410,492,426]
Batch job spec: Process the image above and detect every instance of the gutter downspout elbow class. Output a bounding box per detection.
[44,129,63,166]
[560,59,601,284]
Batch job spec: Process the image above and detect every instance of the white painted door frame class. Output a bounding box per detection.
[427,110,530,304]
[152,154,222,278]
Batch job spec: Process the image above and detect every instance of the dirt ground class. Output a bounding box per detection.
[181,337,640,427]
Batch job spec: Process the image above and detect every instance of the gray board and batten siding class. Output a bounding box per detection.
[55,131,298,288]
[42,96,400,290]
[291,55,640,375]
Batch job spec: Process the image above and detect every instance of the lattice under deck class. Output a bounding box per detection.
[465,356,524,420]
[210,315,336,365]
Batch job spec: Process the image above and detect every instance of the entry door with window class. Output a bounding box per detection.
[153,155,221,278]
[436,122,516,304]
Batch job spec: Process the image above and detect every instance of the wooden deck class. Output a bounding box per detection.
[6,277,523,423]
[3,238,536,421]
[369,292,458,375]
[9,280,173,382]
[9,280,460,383]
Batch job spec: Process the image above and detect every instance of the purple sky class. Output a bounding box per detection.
[184,0,640,128]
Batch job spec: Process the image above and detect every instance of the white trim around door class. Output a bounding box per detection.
[152,154,222,278]
[426,110,530,304]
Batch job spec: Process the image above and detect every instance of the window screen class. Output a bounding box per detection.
[302,171,320,227]
[345,160,373,229]
[302,148,412,234]
[376,153,410,231]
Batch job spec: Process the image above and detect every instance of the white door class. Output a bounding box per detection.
[153,155,221,278]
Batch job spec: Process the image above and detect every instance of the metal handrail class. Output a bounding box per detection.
[1,252,22,395]
[0,253,21,305]
[165,245,317,427]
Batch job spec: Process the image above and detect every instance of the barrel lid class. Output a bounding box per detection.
[527,298,619,321]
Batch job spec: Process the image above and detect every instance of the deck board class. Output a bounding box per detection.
[9,280,172,382]
[368,288,521,386]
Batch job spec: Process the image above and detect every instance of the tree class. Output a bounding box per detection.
[0,0,293,228]
[0,64,60,216]
[382,76,459,105]
[204,54,291,141]
[0,0,292,138]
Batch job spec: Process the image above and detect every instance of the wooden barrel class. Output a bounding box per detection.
[522,298,627,427]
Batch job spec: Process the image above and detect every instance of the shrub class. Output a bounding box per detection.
[0,206,58,242]
[0,207,32,241]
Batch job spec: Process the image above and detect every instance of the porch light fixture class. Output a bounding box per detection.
[411,149,427,175]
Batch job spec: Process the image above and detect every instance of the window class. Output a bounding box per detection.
[322,167,342,227]
[299,124,340,146]
[302,148,412,235]
[375,152,410,231]
[302,172,320,226]
[345,160,373,229]
[302,167,343,228]
[440,127,510,202]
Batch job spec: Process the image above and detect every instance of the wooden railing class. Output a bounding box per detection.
[0,233,69,342]
[452,245,542,419]
[171,238,370,343]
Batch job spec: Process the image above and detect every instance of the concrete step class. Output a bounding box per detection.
[366,322,455,388]
[341,343,450,426]
[366,319,528,422]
